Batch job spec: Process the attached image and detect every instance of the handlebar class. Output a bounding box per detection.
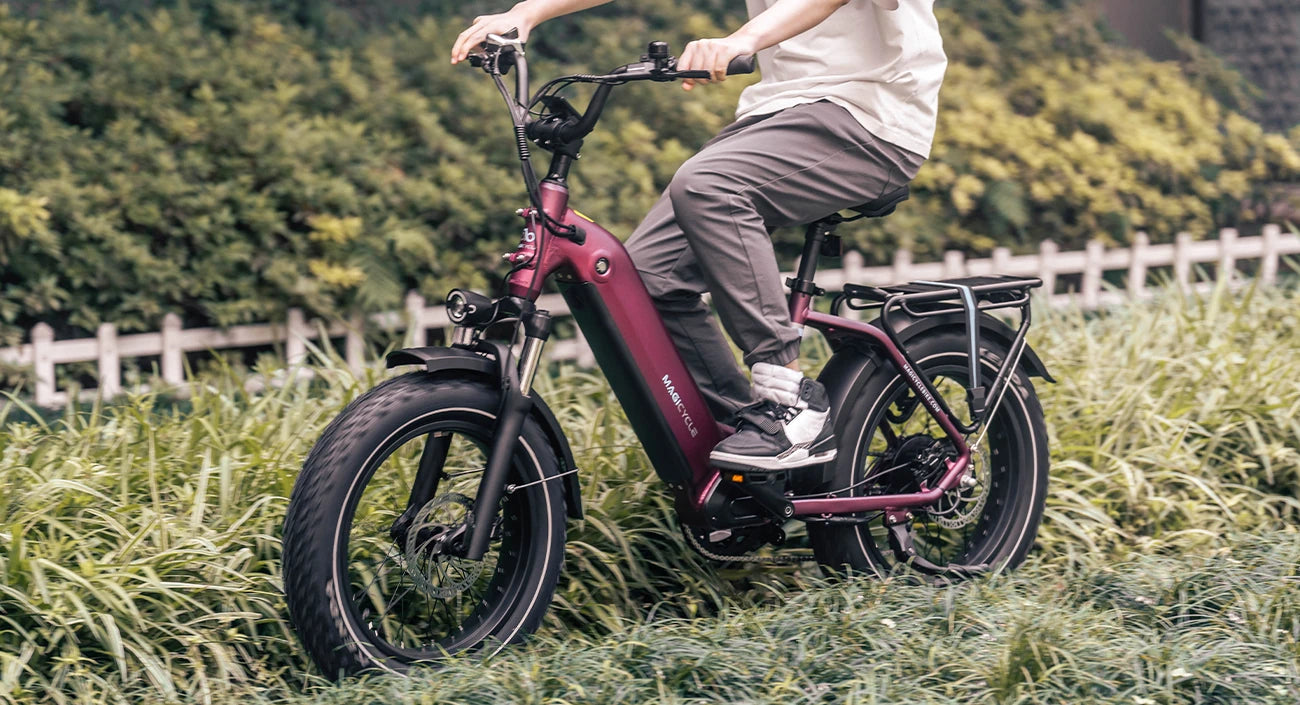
[470,40,756,235]
[527,49,756,145]
[473,39,756,146]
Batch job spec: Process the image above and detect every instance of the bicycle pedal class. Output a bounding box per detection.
[713,456,835,485]
[721,466,787,483]
[722,470,794,519]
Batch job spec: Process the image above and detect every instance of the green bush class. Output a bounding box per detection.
[0,4,512,344]
[846,2,1300,261]
[1,0,1297,349]
[0,1,751,349]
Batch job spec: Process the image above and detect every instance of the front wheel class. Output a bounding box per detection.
[809,330,1050,577]
[282,373,567,677]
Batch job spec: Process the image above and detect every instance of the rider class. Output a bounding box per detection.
[453,1,947,471]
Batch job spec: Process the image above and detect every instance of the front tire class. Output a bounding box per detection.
[809,331,1050,577]
[282,373,566,677]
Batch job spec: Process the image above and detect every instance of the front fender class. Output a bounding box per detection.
[385,345,583,520]
[385,345,498,376]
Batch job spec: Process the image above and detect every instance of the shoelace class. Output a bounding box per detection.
[734,400,796,435]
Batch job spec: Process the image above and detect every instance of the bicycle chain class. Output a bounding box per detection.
[682,525,815,565]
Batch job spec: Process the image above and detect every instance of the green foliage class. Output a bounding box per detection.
[0,0,750,348]
[0,185,54,317]
[0,3,516,346]
[1,0,1298,348]
[4,285,1300,702]
[1033,283,1300,555]
[850,1,1300,262]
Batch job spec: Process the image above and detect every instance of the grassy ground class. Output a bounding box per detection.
[201,537,1300,705]
[3,283,1300,704]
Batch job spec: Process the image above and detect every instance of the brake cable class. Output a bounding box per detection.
[486,57,579,243]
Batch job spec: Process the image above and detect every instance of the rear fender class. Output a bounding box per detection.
[385,345,583,520]
[818,312,1053,428]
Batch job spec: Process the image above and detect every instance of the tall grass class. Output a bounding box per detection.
[227,534,1300,705]
[2,284,1300,704]
[1033,283,1300,559]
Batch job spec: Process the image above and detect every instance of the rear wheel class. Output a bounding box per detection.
[809,331,1049,577]
[282,373,566,677]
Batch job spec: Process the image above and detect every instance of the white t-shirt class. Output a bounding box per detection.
[736,0,947,158]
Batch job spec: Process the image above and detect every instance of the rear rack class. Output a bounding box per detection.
[834,275,1041,318]
[829,275,1041,432]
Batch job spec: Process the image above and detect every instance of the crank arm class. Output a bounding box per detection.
[741,478,795,520]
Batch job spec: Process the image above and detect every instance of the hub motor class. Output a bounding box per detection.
[880,434,988,529]
[882,434,949,492]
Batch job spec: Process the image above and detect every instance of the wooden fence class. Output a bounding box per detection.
[1,224,1294,408]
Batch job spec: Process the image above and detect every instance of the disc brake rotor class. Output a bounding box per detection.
[928,445,990,529]
[402,492,486,599]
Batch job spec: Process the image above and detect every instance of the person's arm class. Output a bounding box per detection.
[451,0,615,64]
[679,0,872,90]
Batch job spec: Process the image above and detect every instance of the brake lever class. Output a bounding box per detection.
[469,29,522,72]
[486,31,525,55]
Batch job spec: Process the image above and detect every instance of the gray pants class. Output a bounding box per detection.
[626,100,924,421]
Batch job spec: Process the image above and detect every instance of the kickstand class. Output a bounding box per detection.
[885,517,990,578]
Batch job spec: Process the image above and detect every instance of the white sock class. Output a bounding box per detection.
[752,362,805,408]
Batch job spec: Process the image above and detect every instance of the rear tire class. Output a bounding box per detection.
[282,373,566,677]
[809,331,1049,577]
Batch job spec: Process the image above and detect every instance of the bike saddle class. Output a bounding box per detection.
[849,184,910,218]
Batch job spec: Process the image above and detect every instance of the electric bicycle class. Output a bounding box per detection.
[282,35,1052,676]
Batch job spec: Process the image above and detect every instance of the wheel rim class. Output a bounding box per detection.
[849,355,1034,571]
[336,411,540,662]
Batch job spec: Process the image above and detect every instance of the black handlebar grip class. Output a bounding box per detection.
[726,54,756,75]
[675,54,757,80]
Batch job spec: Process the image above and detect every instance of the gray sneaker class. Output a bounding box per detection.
[710,365,837,471]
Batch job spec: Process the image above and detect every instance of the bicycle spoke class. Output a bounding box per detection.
[353,546,400,613]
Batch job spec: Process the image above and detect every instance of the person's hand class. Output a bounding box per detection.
[677,35,757,91]
[451,7,535,64]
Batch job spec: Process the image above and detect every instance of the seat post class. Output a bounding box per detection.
[795,216,840,283]
[786,216,838,324]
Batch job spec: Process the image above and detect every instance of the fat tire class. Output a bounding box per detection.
[282,372,566,678]
[809,330,1050,577]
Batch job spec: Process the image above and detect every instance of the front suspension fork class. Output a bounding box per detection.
[462,307,552,561]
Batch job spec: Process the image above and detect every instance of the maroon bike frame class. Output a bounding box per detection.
[506,180,972,521]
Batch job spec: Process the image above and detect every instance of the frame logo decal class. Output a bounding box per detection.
[900,362,940,413]
[661,374,699,438]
